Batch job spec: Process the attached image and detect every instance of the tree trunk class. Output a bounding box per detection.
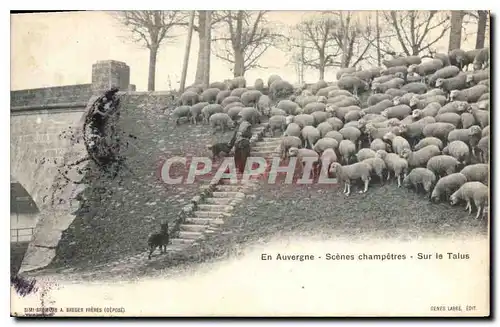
[147,45,158,91]
[376,11,381,67]
[203,11,211,88]
[448,10,464,52]
[180,11,195,93]
[233,49,245,77]
[475,10,487,49]
[195,11,206,84]
[319,52,325,80]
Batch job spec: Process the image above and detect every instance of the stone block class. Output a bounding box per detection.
[92,60,130,94]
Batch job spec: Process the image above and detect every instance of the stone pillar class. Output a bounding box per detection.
[91,60,130,94]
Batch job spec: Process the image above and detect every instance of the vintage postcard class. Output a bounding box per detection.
[10,10,490,317]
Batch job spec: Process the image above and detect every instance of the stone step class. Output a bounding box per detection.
[262,137,282,142]
[197,204,234,212]
[178,231,204,239]
[185,217,225,225]
[166,243,189,252]
[171,238,196,245]
[216,184,246,192]
[179,224,209,232]
[212,191,245,198]
[194,210,230,218]
[252,144,280,151]
[250,151,278,157]
[204,197,233,205]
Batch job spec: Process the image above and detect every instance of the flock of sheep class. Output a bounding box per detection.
[169,46,490,220]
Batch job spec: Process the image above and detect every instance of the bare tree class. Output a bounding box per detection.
[212,11,285,77]
[448,10,465,51]
[382,11,450,57]
[475,10,488,49]
[113,11,185,91]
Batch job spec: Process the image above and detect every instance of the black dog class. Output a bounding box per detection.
[207,122,241,159]
[147,221,169,259]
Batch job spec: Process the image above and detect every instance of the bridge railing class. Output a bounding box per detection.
[10,228,34,243]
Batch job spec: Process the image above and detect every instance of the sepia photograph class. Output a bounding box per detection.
[9,8,491,317]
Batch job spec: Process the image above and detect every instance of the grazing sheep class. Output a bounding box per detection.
[403,168,437,195]
[385,88,406,98]
[381,105,411,120]
[266,115,287,136]
[254,78,265,91]
[426,155,461,178]
[449,49,468,70]
[240,90,263,108]
[209,81,228,90]
[422,122,456,141]
[408,59,444,81]
[364,124,400,143]
[313,137,339,154]
[185,84,204,94]
[430,173,467,202]
[339,139,357,164]
[461,112,476,129]
[316,121,334,138]
[428,66,460,87]
[209,112,235,134]
[267,74,282,88]
[424,88,447,97]
[324,130,344,144]
[227,76,247,90]
[362,99,394,115]
[482,126,490,137]
[316,85,340,97]
[435,73,468,92]
[373,74,396,85]
[376,150,408,187]
[284,122,301,138]
[257,95,271,115]
[325,116,344,131]
[230,87,248,98]
[414,137,444,151]
[450,182,489,219]
[328,89,353,99]
[189,102,209,124]
[320,148,338,174]
[294,114,315,128]
[400,145,441,169]
[238,107,262,125]
[304,102,327,114]
[437,101,469,115]
[276,100,299,115]
[356,148,377,162]
[200,88,221,103]
[372,78,405,93]
[224,101,244,112]
[179,91,199,106]
[296,95,321,108]
[473,47,490,70]
[227,106,244,121]
[329,105,360,121]
[221,96,242,108]
[363,157,387,181]
[450,84,488,103]
[329,162,372,196]
[433,52,451,67]
[367,93,392,106]
[216,90,231,104]
[327,97,359,108]
[370,138,388,152]
[477,136,489,163]
[467,105,489,128]
[171,105,191,125]
[270,107,287,117]
[447,126,482,154]
[460,163,489,185]
[401,82,427,94]
[312,112,331,126]
[311,80,328,94]
[443,141,470,164]
[393,93,417,106]
[270,79,294,100]
[201,104,224,124]
[288,147,321,178]
[382,65,408,76]
[279,136,302,159]
[383,131,410,156]
[478,79,489,87]
[435,112,461,127]
[344,110,363,123]
[477,99,490,111]
[339,126,362,146]
[399,117,436,146]
[301,126,321,149]
[466,69,490,86]
[409,95,447,109]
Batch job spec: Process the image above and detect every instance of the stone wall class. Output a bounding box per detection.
[11,84,93,108]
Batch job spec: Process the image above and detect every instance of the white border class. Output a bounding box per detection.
[3,2,498,325]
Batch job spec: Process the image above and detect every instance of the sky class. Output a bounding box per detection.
[10,11,486,91]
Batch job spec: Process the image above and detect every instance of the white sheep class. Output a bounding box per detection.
[276,99,299,115]
[382,131,410,156]
[399,117,436,146]
[284,122,301,138]
[370,138,388,152]
[450,84,488,103]
[326,117,344,131]
[435,112,462,127]
[414,137,444,151]
[381,105,412,120]
[402,167,437,196]
[400,82,427,94]
[477,136,489,163]
[320,148,338,174]
[339,126,362,146]
[171,105,192,125]
[311,111,331,126]
[400,145,441,169]
[460,163,489,185]
[324,131,344,144]
[426,155,461,178]
[288,147,320,178]
[467,105,489,129]
[447,126,482,156]
[417,102,441,117]
[209,113,235,134]
[482,126,489,138]
[435,73,468,93]
[363,157,387,181]
[304,102,327,114]
[376,150,408,187]
[437,101,469,115]
[422,122,456,141]
[428,66,460,87]
[430,173,467,202]
[356,148,377,162]
[339,139,357,164]
[313,137,339,154]
[450,182,489,219]
[316,122,334,138]
[280,136,302,159]
[301,126,321,149]
[267,115,287,137]
[189,101,210,124]
[409,95,447,109]
[293,114,315,129]
[329,162,372,196]
[362,99,394,115]
[367,93,392,106]
[460,112,476,129]
[442,141,470,164]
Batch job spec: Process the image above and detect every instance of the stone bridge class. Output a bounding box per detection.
[10,60,134,274]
